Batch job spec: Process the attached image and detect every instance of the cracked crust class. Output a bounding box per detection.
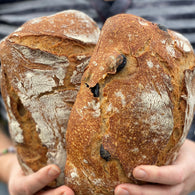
[0,10,100,187]
[65,14,195,194]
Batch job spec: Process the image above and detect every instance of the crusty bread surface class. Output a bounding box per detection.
[0,10,100,187]
[65,14,195,194]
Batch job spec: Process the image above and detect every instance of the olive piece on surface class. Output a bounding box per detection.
[116,54,127,73]
[100,144,111,161]
[157,24,168,32]
[90,83,99,97]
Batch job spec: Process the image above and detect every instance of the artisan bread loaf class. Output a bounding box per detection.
[65,14,195,194]
[0,10,100,187]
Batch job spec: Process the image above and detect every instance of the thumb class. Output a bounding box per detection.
[24,165,61,194]
[10,164,61,194]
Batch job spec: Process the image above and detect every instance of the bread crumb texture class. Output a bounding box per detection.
[0,10,100,187]
[65,14,195,194]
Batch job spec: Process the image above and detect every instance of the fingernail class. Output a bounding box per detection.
[115,187,130,195]
[134,169,146,179]
[48,166,60,177]
[63,192,66,195]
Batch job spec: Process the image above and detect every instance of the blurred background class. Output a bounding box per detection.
[1,0,195,49]
[0,0,195,194]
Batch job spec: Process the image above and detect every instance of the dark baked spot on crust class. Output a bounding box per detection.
[157,24,168,32]
[116,54,127,73]
[17,97,26,117]
[100,144,111,161]
[85,83,89,87]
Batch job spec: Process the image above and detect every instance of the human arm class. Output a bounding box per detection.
[115,139,195,195]
[0,130,74,195]
[0,129,15,183]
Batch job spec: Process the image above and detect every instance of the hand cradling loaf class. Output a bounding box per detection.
[0,11,195,195]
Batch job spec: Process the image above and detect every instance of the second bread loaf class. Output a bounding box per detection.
[0,10,100,187]
[65,14,195,194]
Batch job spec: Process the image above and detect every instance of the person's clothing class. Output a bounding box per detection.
[0,182,9,195]
[1,0,195,47]
[187,115,195,140]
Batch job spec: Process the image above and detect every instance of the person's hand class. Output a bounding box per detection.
[8,156,74,195]
[115,139,195,195]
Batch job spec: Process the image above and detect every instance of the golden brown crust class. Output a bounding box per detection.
[65,14,195,194]
[0,10,100,187]
[6,10,100,45]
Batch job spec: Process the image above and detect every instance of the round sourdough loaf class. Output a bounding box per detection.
[0,10,100,187]
[65,14,195,194]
